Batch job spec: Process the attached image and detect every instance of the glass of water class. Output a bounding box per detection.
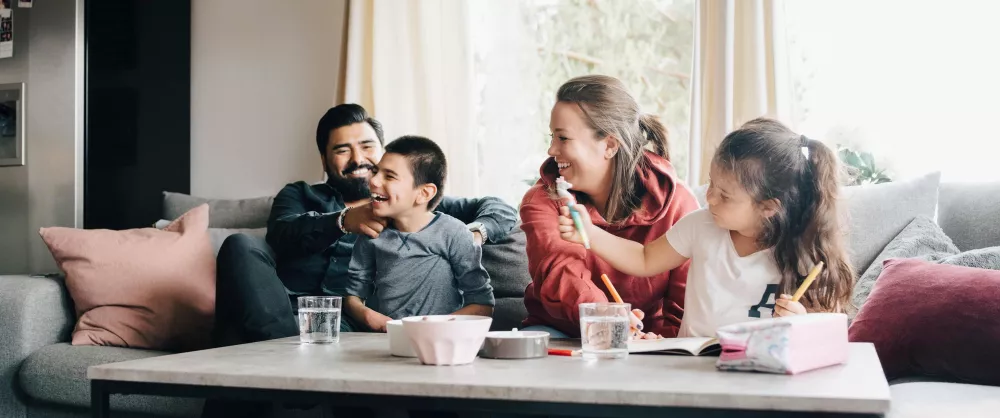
[298,296,342,344]
[579,302,630,359]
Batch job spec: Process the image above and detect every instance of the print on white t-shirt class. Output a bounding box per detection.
[666,209,783,338]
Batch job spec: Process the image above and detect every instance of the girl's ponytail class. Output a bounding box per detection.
[639,113,670,160]
[794,136,854,312]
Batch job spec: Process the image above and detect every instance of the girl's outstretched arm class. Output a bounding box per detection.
[558,204,689,277]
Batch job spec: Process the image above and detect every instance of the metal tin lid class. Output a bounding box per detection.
[485,330,550,339]
[480,328,551,360]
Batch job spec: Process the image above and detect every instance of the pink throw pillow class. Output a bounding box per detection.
[39,204,216,351]
[848,258,1000,384]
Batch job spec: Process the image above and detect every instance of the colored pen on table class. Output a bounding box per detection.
[547,348,581,357]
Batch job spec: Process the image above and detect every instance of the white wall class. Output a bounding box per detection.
[191,0,347,199]
[0,0,84,275]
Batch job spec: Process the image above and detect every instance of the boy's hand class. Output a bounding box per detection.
[365,310,393,332]
[774,294,808,317]
[557,204,594,245]
[343,202,388,238]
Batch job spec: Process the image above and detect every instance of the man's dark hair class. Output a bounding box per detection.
[315,103,384,154]
[384,136,447,209]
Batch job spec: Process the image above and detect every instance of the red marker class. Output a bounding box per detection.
[547,348,581,357]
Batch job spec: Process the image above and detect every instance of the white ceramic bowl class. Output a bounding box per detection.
[402,315,493,366]
[386,319,417,357]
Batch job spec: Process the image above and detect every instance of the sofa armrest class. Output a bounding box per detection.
[0,275,75,418]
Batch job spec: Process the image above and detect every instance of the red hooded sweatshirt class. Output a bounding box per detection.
[520,151,699,338]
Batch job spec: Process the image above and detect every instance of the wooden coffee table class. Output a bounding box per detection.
[88,333,890,417]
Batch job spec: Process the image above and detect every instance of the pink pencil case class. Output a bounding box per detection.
[715,313,848,375]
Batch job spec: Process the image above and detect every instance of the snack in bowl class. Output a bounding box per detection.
[402,315,492,366]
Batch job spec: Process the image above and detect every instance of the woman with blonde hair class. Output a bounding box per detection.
[519,75,699,338]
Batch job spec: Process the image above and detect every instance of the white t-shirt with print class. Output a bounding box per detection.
[666,208,782,338]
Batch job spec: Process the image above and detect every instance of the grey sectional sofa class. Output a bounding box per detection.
[3,177,1000,417]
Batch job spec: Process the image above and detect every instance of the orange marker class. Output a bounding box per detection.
[601,274,623,304]
[602,273,643,333]
[792,261,825,302]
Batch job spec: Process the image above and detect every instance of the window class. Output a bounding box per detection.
[783,0,1000,183]
[470,0,695,206]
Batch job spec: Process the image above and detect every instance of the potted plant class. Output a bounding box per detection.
[836,145,891,186]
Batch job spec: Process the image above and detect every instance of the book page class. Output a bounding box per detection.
[628,337,720,355]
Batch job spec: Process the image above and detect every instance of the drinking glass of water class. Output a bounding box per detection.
[298,296,342,344]
[579,302,630,359]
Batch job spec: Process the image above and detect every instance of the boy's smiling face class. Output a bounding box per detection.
[369,153,437,219]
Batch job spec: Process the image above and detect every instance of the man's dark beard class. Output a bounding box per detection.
[326,162,376,202]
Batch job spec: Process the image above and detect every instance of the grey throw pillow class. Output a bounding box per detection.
[154,219,268,256]
[850,216,959,318]
[492,297,529,332]
[481,225,531,299]
[938,182,1000,252]
[936,246,1000,272]
[162,191,274,229]
[842,171,941,275]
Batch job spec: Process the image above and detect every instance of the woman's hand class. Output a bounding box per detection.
[557,204,594,245]
[774,294,808,317]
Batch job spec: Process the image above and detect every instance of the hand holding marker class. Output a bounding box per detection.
[792,261,824,302]
[555,176,591,249]
[554,177,646,341]
[774,261,824,317]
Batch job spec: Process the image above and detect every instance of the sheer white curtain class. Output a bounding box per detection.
[342,0,480,197]
[689,0,791,184]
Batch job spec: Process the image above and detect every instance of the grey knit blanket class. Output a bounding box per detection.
[849,216,1000,318]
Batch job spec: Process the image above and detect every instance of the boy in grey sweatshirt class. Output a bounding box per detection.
[344,136,494,332]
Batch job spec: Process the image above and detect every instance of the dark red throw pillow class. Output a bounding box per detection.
[849,258,1000,384]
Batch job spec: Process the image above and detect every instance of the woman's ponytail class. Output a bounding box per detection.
[639,113,670,161]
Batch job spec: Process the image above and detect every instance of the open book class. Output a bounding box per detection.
[628,337,721,356]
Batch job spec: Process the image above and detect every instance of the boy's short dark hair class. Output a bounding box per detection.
[315,104,384,154]
[384,136,447,209]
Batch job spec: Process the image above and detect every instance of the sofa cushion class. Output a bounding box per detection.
[0,275,75,418]
[938,182,1000,252]
[163,191,273,229]
[491,297,528,332]
[841,171,941,274]
[849,258,1000,385]
[18,343,202,416]
[482,226,531,298]
[850,217,959,318]
[39,205,216,351]
[888,381,1000,418]
[155,219,267,256]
